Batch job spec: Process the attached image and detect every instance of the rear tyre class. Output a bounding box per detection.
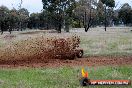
[77,50,83,58]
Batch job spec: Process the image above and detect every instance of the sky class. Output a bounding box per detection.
[0,0,132,14]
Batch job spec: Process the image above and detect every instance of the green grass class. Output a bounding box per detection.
[0,66,132,88]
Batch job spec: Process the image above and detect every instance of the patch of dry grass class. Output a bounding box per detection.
[74,27,132,56]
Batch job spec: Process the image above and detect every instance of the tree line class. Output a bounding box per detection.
[0,0,132,34]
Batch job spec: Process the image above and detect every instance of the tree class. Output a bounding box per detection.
[118,3,132,26]
[42,0,76,33]
[19,8,29,16]
[112,10,120,25]
[18,0,23,31]
[101,0,115,7]
[97,0,105,26]
[0,5,30,34]
[0,6,9,34]
[39,11,48,29]
[18,8,29,30]
[74,0,97,32]
[8,9,19,33]
[100,0,115,31]
[64,1,76,32]
[73,5,86,28]
[28,13,40,29]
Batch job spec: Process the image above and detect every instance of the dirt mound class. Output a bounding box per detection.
[0,56,131,68]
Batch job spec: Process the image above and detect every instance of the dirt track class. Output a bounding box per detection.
[0,56,131,68]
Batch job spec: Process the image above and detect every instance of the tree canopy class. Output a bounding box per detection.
[101,0,115,7]
[118,3,132,25]
[42,0,76,33]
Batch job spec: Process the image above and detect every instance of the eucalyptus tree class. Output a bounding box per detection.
[97,0,105,26]
[0,6,9,34]
[42,0,76,33]
[100,0,115,31]
[118,3,132,26]
[74,0,97,32]
[18,8,29,30]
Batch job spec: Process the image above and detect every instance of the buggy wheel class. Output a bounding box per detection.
[77,50,83,58]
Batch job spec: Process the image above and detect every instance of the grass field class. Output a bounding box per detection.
[76,27,132,56]
[0,27,132,88]
[0,66,132,88]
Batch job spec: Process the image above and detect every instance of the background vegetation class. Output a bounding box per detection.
[0,0,132,34]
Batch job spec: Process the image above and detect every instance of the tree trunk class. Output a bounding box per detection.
[79,20,81,28]
[58,18,62,33]
[1,22,4,35]
[84,0,92,32]
[104,6,107,31]
[58,23,61,33]
[9,25,12,34]
[57,15,62,33]
[84,11,87,32]
[65,24,69,32]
